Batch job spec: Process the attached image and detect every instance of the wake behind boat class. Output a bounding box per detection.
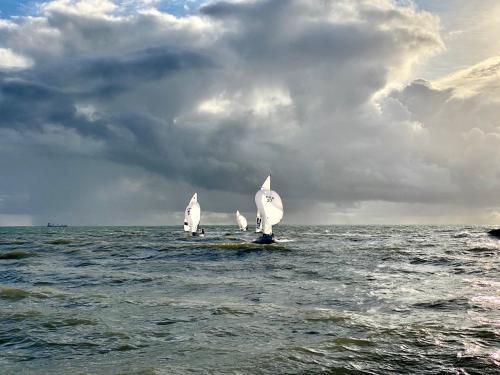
[254,175,283,244]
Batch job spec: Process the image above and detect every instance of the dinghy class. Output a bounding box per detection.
[236,210,248,231]
[254,175,283,244]
[184,193,201,236]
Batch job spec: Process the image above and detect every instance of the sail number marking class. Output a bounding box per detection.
[265,195,274,203]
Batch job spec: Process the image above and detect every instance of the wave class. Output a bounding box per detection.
[275,238,294,243]
[41,317,97,329]
[0,286,70,301]
[27,338,99,350]
[0,251,35,260]
[470,295,500,308]
[330,337,375,347]
[491,350,500,367]
[0,240,29,245]
[101,330,131,339]
[196,242,290,251]
[413,298,469,310]
[410,256,451,265]
[456,340,498,369]
[464,279,500,289]
[0,286,44,300]
[293,346,327,356]
[46,239,73,245]
[1,310,42,322]
[466,246,498,253]
[212,305,255,316]
[303,308,350,322]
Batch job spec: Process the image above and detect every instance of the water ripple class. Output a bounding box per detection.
[0,225,498,374]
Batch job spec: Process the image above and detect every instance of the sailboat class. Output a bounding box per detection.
[236,210,248,231]
[184,193,201,236]
[254,175,283,244]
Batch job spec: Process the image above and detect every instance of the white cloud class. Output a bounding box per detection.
[434,55,500,97]
[414,0,500,80]
[0,48,33,69]
[198,94,232,114]
[41,0,118,17]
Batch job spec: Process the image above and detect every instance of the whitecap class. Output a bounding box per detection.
[491,350,500,366]
[275,238,294,243]
[471,295,500,308]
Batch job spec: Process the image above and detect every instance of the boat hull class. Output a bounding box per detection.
[487,229,500,238]
[253,234,274,244]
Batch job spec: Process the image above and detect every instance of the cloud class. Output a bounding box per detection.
[42,0,118,16]
[1,0,498,224]
[390,58,500,208]
[434,55,500,97]
[0,48,33,69]
[413,0,500,79]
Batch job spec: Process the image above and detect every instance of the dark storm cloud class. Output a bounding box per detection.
[2,0,497,224]
[0,43,215,159]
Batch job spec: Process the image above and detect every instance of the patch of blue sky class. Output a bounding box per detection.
[0,1,207,19]
[155,0,206,16]
[0,0,38,18]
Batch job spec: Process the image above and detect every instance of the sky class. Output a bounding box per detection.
[0,0,499,226]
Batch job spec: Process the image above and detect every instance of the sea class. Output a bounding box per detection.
[0,225,499,374]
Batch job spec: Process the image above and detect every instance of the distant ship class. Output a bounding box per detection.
[47,223,68,228]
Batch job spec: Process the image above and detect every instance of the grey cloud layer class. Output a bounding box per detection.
[0,0,498,224]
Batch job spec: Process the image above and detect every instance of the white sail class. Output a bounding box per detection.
[188,202,201,233]
[184,193,201,233]
[261,175,271,190]
[255,211,262,233]
[254,175,283,235]
[236,210,248,231]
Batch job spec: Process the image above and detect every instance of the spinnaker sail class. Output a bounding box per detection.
[254,175,283,236]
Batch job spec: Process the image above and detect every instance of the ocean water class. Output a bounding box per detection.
[0,225,499,374]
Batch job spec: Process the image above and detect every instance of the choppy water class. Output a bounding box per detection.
[0,225,499,374]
